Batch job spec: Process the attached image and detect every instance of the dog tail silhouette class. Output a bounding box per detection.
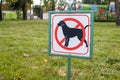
[84,25,89,29]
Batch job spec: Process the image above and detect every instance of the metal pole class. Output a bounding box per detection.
[68,55,71,80]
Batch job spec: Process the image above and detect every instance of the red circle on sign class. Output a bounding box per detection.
[55,18,85,50]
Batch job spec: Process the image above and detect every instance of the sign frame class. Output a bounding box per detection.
[48,10,94,59]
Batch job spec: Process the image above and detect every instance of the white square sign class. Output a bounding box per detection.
[49,11,94,58]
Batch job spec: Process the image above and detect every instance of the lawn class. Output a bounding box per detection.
[0,20,120,80]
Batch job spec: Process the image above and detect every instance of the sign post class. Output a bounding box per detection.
[49,3,94,80]
[68,55,71,80]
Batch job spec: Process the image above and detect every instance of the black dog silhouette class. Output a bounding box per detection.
[58,21,89,47]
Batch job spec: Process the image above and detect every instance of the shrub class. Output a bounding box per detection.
[94,12,116,22]
[16,11,22,20]
[81,5,91,10]
[4,12,17,20]
[108,13,116,21]
[98,5,109,10]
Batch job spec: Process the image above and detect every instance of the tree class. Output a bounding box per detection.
[43,0,56,11]
[115,0,120,26]
[21,0,33,20]
[7,0,33,20]
[22,0,27,20]
[33,5,43,19]
[0,0,2,21]
[51,0,55,11]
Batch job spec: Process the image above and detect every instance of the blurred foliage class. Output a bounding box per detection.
[3,11,17,20]
[42,0,57,12]
[33,5,41,16]
[98,5,109,10]
[7,0,33,10]
[82,5,91,10]
[6,0,33,20]
[83,0,115,4]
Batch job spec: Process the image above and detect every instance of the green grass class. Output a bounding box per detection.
[0,20,120,80]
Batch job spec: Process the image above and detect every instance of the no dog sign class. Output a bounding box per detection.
[49,11,94,58]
